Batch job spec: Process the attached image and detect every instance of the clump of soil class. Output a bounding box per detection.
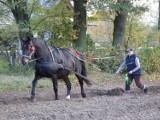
[90,87,124,96]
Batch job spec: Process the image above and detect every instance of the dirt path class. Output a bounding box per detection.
[0,84,160,120]
[0,72,160,120]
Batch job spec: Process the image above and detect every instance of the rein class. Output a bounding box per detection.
[21,51,35,60]
[22,40,103,87]
[22,48,56,63]
[23,40,84,63]
[44,41,55,62]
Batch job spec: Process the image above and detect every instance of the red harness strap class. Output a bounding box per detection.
[72,48,81,55]
[29,46,35,52]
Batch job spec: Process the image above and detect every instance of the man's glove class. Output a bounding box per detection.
[114,71,119,76]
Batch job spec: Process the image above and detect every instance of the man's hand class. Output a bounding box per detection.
[115,71,119,74]
[114,71,119,76]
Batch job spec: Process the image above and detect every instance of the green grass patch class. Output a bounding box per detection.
[0,74,55,91]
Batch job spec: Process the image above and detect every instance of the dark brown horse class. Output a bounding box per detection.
[21,37,92,101]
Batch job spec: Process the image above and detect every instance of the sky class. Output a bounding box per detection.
[40,0,159,26]
[135,0,159,26]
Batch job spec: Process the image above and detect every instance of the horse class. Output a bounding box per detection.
[21,37,92,101]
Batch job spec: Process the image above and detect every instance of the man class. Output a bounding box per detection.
[115,48,148,94]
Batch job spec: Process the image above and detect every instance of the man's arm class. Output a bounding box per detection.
[116,60,126,73]
[131,57,140,72]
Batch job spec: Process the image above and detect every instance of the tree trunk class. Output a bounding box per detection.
[158,0,160,30]
[112,13,127,47]
[7,0,33,41]
[125,19,133,50]
[73,0,87,52]
[112,0,129,58]
[158,0,160,43]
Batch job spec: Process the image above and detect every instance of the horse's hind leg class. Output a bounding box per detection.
[51,75,59,100]
[76,75,86,98]
[63,77,71,100]
[31,74,41,102]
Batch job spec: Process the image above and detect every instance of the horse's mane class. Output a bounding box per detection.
[31,38,48,50]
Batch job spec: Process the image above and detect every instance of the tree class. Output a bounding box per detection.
[87,0,147,48]
[110,0,148,55]
[158,0,160,30]
[0,0,34,40]
[158,0,160,43]
[125,17,151,49]
[112,0,128,48]
[0,24,19,65]
[73,0,87,52]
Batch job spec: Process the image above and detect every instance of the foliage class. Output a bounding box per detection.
[0,24,19,65]
[125,17,152,49]
[31,0,75,47]
[0,0,159,76]
[95,57,120,73]
[90,45,121,73]
[0,58,34,76]
[138,47,160,74]
[86,34,95,52]
[0,24,18,45]
[109,0,148,15]
[87,0,148,20]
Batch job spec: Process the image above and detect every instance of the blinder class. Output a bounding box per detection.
[29,45,35,52]
[22,41,36,64]
[28,40,35,52]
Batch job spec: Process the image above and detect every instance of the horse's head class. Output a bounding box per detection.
[21,38,36,65]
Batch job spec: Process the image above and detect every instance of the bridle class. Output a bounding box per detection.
[22,40,56,63]
[22,39,85,64]
[21,39,94,84]
[21,40,36,63]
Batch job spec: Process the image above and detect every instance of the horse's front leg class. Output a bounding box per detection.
[52,75,59,100]
[31,74,41,102]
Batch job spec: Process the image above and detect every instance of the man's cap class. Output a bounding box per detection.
[126,48,134,52]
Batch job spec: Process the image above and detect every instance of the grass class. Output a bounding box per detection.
[0,74,54,91]
[0,73,80,91]
[0,72,160,92]
[0,55,159,91]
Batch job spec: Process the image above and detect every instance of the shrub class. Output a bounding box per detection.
[138,47,160,74]
[0,58,34,76]
[90,46,122,73]
[95,57,120,73]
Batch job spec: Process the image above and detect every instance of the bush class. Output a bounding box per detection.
[86,34,96,52]
[95,57,120,73]
[0,58,34,76]
[138,47,160,74]
[90,46,122,73]
[8,63,34,76]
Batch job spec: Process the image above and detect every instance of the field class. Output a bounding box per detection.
[0,72,160,120]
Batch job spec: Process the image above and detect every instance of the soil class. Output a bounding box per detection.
[0,73,160,120]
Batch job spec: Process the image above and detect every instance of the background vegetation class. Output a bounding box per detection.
[0,0,160,90]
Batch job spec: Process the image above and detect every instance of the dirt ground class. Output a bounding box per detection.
[0,72,160,120]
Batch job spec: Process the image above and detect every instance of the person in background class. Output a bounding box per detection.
[115,48,148,94]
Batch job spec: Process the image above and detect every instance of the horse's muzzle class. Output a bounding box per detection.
[22,57,30,65]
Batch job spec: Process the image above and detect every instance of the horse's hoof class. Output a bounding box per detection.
[66,95,70,100]
[87,82,92,87]
[30,96,36,102]
[82,93,86,98]
[55,98,59,100]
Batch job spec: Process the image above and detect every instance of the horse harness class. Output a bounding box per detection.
[27,40,78,71]
[22,39,100,85]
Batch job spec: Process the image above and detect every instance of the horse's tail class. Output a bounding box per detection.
[81,61,92,86]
